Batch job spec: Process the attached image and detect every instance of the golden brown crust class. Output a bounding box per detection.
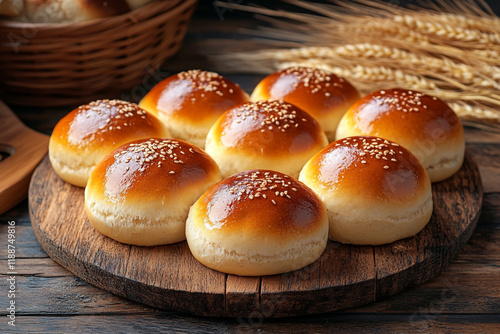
[252,66,360,119]
[209,100,327,156]
[339,88,463,144]
[88,138,221,202]
[305,136,428,203]
[196,170,326,237]
[51,99,168,152]
[139,70,250,125]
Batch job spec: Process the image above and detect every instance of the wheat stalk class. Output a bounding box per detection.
[233,44,500,90]
[393,15,500,46]
[285,44,499,88]
[449,103,500,122]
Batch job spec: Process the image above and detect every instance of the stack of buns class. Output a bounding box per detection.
[49,67,465,276]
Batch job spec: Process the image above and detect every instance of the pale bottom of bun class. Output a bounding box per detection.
[49,150,95,187]
[187,236,326,276]
[426,154,464,183]
[85,197,187,246]
[158,116,210,149]
[205,146,324,179]
[186,213,328,276]
[325,195,433,245]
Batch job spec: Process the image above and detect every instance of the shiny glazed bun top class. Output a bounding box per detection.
[139,70,250,148]
[140,70,248,123]
[194,170,326,237]
[205,100,329,178]
[88,138,221,203]
[251,66,360,140]
[303,136,429,203]
[209,100,326,156]
[51,99,166,152]
[337,88,463,141]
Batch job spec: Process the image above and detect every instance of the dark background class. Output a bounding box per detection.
[195,0,500,18]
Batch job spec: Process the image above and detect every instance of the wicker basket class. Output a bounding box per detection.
[0,0,198,107]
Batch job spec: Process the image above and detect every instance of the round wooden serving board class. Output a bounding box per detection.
[29,152,482,318]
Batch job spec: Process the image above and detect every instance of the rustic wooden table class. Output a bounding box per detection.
[1,9,500,333]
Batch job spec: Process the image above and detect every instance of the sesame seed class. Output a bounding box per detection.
[226,171,300,205]
[281,66,345,93]
[176,69,234,96]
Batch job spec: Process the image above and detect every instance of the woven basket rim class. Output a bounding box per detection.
[0,0,183,29]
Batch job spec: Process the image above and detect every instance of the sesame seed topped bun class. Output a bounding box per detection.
[139,70,250,148]
[85,138,221,246]
[186,169,328,276]
[49,99,170,187]
[299,136,433,245]
[205,100,328,178]
[336,88,465,182]
[251,66,360,141]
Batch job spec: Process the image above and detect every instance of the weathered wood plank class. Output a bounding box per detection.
[1,253,498,316]
[5,314,500,334]
[0,275,154,315]
[0,258,70,277]
[0,224,48,259]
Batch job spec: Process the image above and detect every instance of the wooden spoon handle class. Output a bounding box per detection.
[0,100,49,214]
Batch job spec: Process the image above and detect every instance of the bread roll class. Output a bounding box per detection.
[186,169,328,276]
[0,0,22,16]
[251,66,360,141]
[85,138,222,246]
[299,136,433,245]
[336,88,465,182]
[205,100,328,178]
[49,99,169,187]
[13,0,154,23]
[139,70,250,148]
